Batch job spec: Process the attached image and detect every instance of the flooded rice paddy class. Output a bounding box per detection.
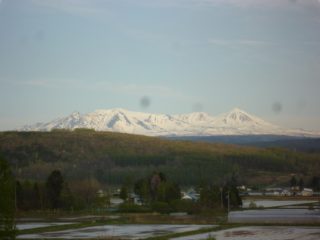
[16,222,75,230]
[232,199,320,223]
[171,226,320,240]
[16,200,320,239]
[18,224,214,239]
[229,208,320,223]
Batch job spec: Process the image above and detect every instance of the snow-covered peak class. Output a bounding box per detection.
[212,108,271,127]
[229,107,246,113]
[70,111,81,119]
[221,108,256,123]
[176,112,214,123]
[19,108,319,137]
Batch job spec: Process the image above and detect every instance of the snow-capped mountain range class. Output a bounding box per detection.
[20,108,319,137]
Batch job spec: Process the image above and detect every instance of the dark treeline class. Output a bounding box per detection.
[13,168,243,216]
[0,131,320,187]
[15,170,110,212]
[169,136,320,153]
[117,171,242,214]
[0,156,16,239]
[16,170,74,211]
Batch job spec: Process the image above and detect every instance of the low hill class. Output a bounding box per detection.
[0,130,319,186]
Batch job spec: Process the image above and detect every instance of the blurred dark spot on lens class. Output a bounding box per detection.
[140,96,151,108]
[272,102,282,114]
[289,0,297,4]
[193,103,203,112]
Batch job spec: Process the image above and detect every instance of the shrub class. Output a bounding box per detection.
[249,200,257,208]
[170,199,200,214]
[151,201,171,214]
[118,203,150,213]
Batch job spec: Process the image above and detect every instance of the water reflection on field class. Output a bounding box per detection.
[229,209,320,223]
[18,224,214,239]
[171,226,320,240]
[17,222,75,230]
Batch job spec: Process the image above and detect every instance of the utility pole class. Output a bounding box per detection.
[220,187,223,209]
[228,191,230,213]
[15,181,17,211]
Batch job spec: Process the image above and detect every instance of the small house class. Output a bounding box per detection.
[301,188,313,196]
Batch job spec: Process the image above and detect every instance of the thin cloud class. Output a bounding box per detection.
[303,41,320,46]
[208,38,273,47]
[131,0,320,8]
[95,82,189,99]
[191,0,320,7]
[29,0,320,13]
[14,80,53,87]
[30,0,109,16]
[11,78,80,88]
[9,78,187,100]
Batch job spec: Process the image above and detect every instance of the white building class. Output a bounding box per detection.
[301,188,313,196]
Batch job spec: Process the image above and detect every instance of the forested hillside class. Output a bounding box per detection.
[170,135,320,153]
[0,130,319,187]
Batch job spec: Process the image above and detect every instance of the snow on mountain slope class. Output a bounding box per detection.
[176,112,214,125]
[20,108,319,137]
[202,108,282,135]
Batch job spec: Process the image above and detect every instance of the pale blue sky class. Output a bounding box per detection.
[0,0,320,131]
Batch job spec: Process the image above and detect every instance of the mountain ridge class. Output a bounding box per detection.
[20,108,319,137]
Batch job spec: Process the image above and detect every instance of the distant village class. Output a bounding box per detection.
[237,185,315,197]
[107,185,318,209]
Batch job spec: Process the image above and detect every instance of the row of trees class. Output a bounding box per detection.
[118,171,242,214]
[15,174,111,212]
[133,172,181,204]
[290,175,320,191]
[290,175,305,191]
[200,178,242,210]
[15,170,72,211]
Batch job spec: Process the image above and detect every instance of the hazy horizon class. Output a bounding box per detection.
[1,0,320,131]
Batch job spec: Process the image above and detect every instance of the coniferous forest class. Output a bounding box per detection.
[0,130,319,188]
